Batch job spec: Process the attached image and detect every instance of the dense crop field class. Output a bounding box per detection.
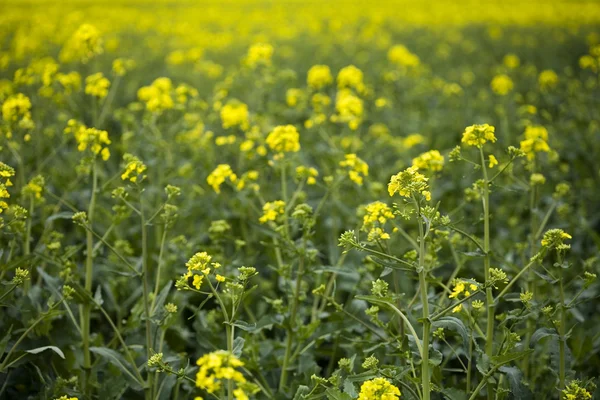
[2,1,600,399]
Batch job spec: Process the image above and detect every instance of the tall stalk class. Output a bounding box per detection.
[479,148,495,400]
[140,197,153,400]
[558,264,566,389]
[81,161,97,392]
[415,199,430,400]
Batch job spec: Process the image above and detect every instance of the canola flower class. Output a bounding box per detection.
[195,351,247,398]
[2,93,32,124]
[339,154,369,185]
[388,166,430,200]
[358,377,401,400]
[503,53,520,69]
[60,23,103,64]
[244,43,274,68]
[137,77,175,113]
[337,65,364,91]
[541,228,572,250]
[85,72,110,99]
[220,102,249,130]
[296,166,318,185]
[307,65,333,90]
[461,124,497,148]
[520,125,550,160]
[539,69,559,90]
[361,201,395,241]
[333,89,363,130]
[412,150,444,171]
[388,44,420,68]
[121,154,147,182]
[207,164,238,194]
[266,125,300,153]
[561,380,592,400]
[490,74,513,95]
[176,251,221,290]
[259,200,285,224]
[64,120,111,161]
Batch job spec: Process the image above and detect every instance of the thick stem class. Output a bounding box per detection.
[523,160,537,378]
[150,227,168,312]
[480,148,494,400]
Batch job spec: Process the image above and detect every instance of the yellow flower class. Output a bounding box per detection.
[296,166,319,185]
[490,74,513,95]
[452,304,463,313]
[60,23,103,64]
[461,124,497,148]
[412,150,444,171]
[192,275,203,290]
[121,154,147,182]
[488,154,498,168]
[85,73,110,99]
[65,120,111,160]
[538,69,558,90]
[503,54,520,69]
[112,58,136,76]
[216,274,226,283]
[286,88,303,107]
[388,166,429,200]
[307,65,333,90]
[519,125,550,160]
[339,154,369,185]
[245,43,274,68]
[2,93,32,123]
[196,351,246,393]
[137,77,174,113]
[337,65,364,91]
[334,89,363,129]
[207,164,237,194]
[358,377,401,400]
[259,200,285,224]
[388,44,420,68]
[541,229,572,249]
[266,125,300,153]
[220,102,249,130]
[403,133,425,148]
[56,72,81,94]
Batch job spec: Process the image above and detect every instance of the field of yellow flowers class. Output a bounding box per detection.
[2,1,600,399]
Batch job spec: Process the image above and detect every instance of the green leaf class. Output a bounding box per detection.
[90,347,143,389]
[499,366,532,400]
[530,328,558,347]
[293,385,310,400]
[491,350,533,367]
[232,336,245,357]
[0,325,13,355]
[25,345,65,359]
[325,388,352,400]
[432,317,471,356]
[430,348,443,366]
[151,281,172,318]
[343,379,357,397]
[441,387,468,400]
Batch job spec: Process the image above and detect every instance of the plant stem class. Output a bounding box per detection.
[151,227,168,312]
[416,199,431,400]
[480,148,494,400]
[140,197,153,400]
[81,161,97,392]
[558,267,566,389]
[279,238,306,392]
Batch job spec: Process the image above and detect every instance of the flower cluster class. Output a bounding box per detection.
[361,201,395,241]
[520,125,550,160]
[207,164,238,194]
[64,120,111,160]
[60,23,103,63]
[137,77,174,113]
[307,65,333,90]
[339,154,369,185]
[245,43,274,68]
[121,154,147,182]
[85,73,110,99]
[176,251,221,291]
[358,377,401,400]
[461,124,497,148]
[220,101,249,130]
[195,351,249,399]
[561,380,592,400]
[388,166,430,200]
[2,93,33,125]
[412,150,445,171]
[259,200,285,224]
[337,65,365,92]
[541,228,572,251]
[296,166,318,185]
[266,124,301,154]
[490,74,513,95]
[388,44,420,68]
[333,89,363,130]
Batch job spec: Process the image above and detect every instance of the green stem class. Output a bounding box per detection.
[480,148,494,400]
[81,161,97,392]
[416,199,431,400]
[140,197,153,400]
[279,238,306,392]
[559,267,566,389]
[150,227,168,312]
